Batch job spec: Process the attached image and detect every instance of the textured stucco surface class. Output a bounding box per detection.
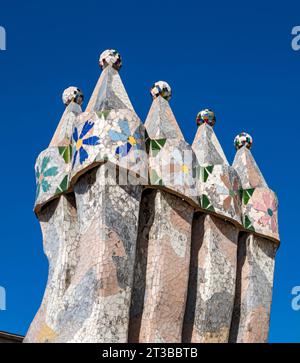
[66,165,141,342]
[183,214,238,342]
[230,233,277,343]
[130,189,193,342]
[25,194,79,342]
[27,165,142,342]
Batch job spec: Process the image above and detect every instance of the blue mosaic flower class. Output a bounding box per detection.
[109,120,142,157]
[72,121,100,168]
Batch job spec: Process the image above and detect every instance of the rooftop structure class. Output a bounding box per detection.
[24,50,279,343]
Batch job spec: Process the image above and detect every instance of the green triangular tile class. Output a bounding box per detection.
[58,145,72,164]
[200,165,214,182]
[244,215,255,231]
[96,110,110,119]
[55,175,68,195]
[202,194,215,212]
[243,188,255,205]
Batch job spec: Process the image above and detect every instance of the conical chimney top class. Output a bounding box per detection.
[233,132,268,189]
[145,81,184,140]
[85,49,134,113]
[192,109,228,166]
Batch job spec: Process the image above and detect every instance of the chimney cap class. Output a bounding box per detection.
[99,49,122,71]
[196,108,216,127]
[62,86,84,106]
[150,81,172,101]
[234,132,253,150]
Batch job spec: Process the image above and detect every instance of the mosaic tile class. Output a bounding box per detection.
[27,51,280,344]
[233,144,279,242]
[192,122,242,224]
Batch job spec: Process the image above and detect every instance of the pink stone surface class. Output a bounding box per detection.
[230,234,277,343]
[130,190,193,343]
[183,214,238,343]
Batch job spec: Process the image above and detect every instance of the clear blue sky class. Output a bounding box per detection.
[0,0,299,342]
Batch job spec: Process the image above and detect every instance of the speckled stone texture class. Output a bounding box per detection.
[50,101,82,147]
[192,123,228,167]
[58,164,142,342]
[129,189,194,343]
[24,194,79,342]
[230,233,277,343]
[183,213,238,343]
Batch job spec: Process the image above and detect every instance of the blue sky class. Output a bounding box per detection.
[0,0,299,342]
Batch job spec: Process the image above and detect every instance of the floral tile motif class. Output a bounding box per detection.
[70,109,148,184]
[109,119,143,158]
[33,94,279,243]
[253,192,277,232]
[72,120,100,168]
[197,164,242,224]
[220,174,240,215]
[34,146,72,211]
[147,138,197,201]
[242,187,279,240]
[36,156,58,199]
